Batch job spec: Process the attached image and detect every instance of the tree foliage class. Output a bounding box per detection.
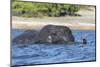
[12,1,80,17]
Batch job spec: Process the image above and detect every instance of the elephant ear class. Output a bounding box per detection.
[62,26,75,42]
[63,26,71,33]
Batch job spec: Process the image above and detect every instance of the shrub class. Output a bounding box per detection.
[12,1,80,17]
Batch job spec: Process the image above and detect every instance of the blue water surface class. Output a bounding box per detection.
[11,29,96,66]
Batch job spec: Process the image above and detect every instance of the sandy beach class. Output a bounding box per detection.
[12,8,95,30]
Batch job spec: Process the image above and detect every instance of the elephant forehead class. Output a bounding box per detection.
[49,27,64,32]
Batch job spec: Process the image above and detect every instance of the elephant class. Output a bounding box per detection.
[12,30,39,44]
[12,25,75,44]
[35,25,75,44]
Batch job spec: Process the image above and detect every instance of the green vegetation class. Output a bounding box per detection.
[12,0,81,17]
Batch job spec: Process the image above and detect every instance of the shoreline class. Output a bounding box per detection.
[12,7,95,30]
[12,8,95,30]
[12,19,95,30]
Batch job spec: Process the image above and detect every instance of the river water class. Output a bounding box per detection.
[11,29,96,66]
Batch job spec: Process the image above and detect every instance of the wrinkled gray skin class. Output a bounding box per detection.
[35,25,75,44]
[12,30,39,44]
[12,25,75,44]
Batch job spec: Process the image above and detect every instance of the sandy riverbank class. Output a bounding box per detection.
[12,8,95,30]
[12,19,95,30]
